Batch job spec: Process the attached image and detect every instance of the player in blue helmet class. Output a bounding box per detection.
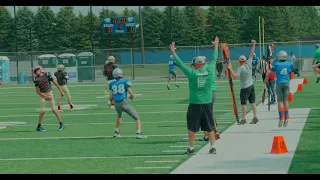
[167,55,179,90]
[252,53,259,81]
[109,68,147,139]
[264,50,293,128]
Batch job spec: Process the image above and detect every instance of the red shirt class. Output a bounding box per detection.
[264,61,275,80]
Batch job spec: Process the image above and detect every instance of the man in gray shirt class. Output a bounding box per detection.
[227,40,259,125]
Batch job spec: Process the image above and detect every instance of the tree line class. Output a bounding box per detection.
[0,6,319,54]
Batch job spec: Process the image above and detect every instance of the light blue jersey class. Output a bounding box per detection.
[252,56,259,65]
[168,59,176,72]
[271,61,293,84]
[109,79,131,103]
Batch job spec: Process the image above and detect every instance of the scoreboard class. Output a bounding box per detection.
[103,16,137,34]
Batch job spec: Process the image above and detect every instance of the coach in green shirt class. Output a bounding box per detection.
[312,44,320,83]
[170,36,219,155]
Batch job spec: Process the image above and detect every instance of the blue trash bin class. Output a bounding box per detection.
[18,72,27,84]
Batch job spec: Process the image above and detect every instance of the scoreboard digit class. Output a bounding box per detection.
[103,16,137,34]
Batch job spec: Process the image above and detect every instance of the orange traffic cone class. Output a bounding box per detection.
[288,92,293,102]
[271,136,288,154]
[290,72,294,79]
[297,84,303,92]
[303,78,308,84]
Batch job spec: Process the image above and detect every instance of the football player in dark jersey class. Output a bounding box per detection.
[103,56,118,108]
[54,64,74,111]
[33,65,65,132]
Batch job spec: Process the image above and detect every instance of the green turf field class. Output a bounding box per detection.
[0,79,264,174]
[287,79,320,174]
[1,75,319,174]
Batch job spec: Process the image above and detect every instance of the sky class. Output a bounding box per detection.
[5,6,210,16]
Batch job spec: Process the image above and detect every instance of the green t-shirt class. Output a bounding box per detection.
[204,63,216,92]
[174,50,218,104]
[314,48,320,63]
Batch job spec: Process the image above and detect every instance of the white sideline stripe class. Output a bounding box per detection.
[0,80,234,90]
[0,133,204,141]
[11,122,231,127]
[134,167,172,169]
[176,142,189,144]
[162,150,186,153]
[0,155,186,161]
[145,160,180,163]
[170,146,199,148]
[0,102,234,111]
[0,110,232,118]
[0,97,234,105]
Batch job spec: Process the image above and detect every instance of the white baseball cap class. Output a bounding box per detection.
[195,56,206,64]
[239,55,247,61]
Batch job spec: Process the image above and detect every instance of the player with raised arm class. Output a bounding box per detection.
[33,66,65,132]
[54,64,74,111]
[167,55,179,90]
[103,56,118,108]
[265,51,293,127]
[171,36,219,155]
[227,40,259,125]
[109,68,147,139]
[312,44,320,83]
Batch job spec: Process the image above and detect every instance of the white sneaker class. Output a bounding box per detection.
[136,133,147,139]
[104,90,109,95]
[113,131,120,137]
[283,120,289,127]
[278,120,284,128]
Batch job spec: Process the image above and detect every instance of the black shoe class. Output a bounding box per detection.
[167,85,170,90]
[184,148,195,155]
[250,117,259,124]
[239,119,247,125]
[199,136,209,141]
[175,84,179,88]
[317,77,320,83]
[209,148,216,154]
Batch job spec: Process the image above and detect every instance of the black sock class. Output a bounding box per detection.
[37,124,41,128]
[59,122,63,126]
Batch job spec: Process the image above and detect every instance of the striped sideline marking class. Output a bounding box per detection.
[0,80,234,90]
[0,110,233,118]
[10,121,232,127]
[0,97,234,105]
[0,155,186,161]
[0,102,234,111]
[0,133,204,141]
[145,160,180,163]
[134,167,172,169]
[170,145,199,148]
[162,150,186,153]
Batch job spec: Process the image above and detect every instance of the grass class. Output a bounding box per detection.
[95,61,240,79]
[0,79,264,174]
[1,73,319,174]
[287,78,320,174]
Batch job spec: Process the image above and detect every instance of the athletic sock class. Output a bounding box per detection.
[285,110,289,119]
[59,122,63,126]
[37,124,41,128]
[210,145,215,149]
[136,130,141,134]
[278,111,283,120]
[189,146,194,150]
[115,128,119,132]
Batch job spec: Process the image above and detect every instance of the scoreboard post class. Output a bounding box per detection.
[103,16,137,79]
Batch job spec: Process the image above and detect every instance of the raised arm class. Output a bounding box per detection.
[206,36,219,75]
[170,42,193,75]
[247,40,256,64]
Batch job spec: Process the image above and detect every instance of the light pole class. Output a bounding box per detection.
[139,6,145,67]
